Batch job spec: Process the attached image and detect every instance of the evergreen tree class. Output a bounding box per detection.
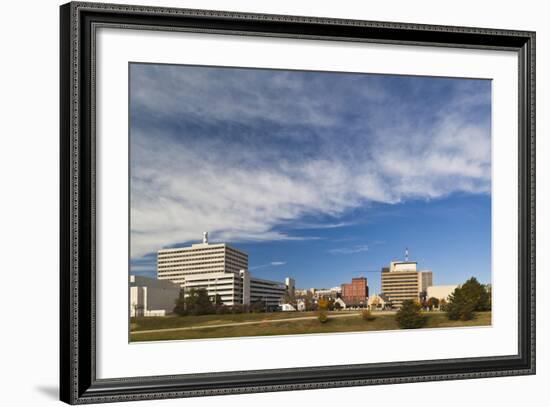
[446,288,476,321]
[446,277,491,321]
[395,300,427,329]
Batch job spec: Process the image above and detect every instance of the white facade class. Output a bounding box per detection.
[250,276,287,308]
[367,294,386,310]
[334,297,347,309]
[314,287,342,299]
[175,270,287,307]
[129,275,180,317]
[280,303,296,311]
[296,299,307,311]
[157,240,248,285]
[427,285,458,301]
[180,271,243,305]
[157,235,291,308]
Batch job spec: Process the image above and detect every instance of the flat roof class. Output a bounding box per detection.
[158,242,248,255]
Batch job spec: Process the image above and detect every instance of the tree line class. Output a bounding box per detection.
[173,288,268,316]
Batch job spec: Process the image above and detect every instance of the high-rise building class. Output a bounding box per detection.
[341,277,369,306]
[380,258,433,308]
[157,231,248,284]
[157,233,291,308]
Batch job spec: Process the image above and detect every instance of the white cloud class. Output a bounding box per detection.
[328,245,370,255]
[249,261,287,270]
[129,66,491,259]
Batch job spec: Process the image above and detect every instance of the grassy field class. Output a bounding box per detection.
[130,311,491,342]
[131,310,341,331]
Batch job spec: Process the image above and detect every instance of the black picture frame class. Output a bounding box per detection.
[60,1,536,404]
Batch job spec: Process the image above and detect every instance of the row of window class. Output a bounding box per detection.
[382,281,420,286]
[386,294,421,299]
[158,253,225,261]
[381,276,419,281]
[158,258,247,267]
[158,255,225,264]
[159,247,248,259]
[382,287,420,292]
[158,266,226,273]
[158,271,226,278]
[158,262,224,269]
[159,247,226,253]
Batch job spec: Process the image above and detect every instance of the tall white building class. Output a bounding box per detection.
[157,233,291,308]
[157,232,248,284]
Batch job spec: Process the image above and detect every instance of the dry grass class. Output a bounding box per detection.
[130,311,491,342]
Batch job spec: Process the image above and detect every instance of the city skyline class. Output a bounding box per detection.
[131,192,491,293]
[129,63,492,294]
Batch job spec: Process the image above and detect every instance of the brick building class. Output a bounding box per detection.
[341,277,369,306]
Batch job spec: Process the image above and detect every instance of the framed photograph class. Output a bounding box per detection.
[60,1,535,404]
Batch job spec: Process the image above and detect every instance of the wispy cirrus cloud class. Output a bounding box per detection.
[129,64,491,260]
[328,245,370,255]
[249,261,287,270]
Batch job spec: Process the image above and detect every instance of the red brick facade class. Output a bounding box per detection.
[341,277,368,306]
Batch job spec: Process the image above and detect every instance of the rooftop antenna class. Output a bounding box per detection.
[405,247,409,262]
[203,231,208,244]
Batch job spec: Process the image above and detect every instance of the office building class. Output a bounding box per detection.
[129,275,180,317]
[285,277,295,298]
[157,233,290,308]
[380,256,433,308]
[157,232,248,284]
[314,287,342,300]
[249,275,288,308]
[427,285,458,302]
[341,277,369,306]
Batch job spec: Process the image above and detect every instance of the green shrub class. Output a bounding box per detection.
[318,311,329,323]
[215,305,230,314]
[395,300,427,329]
[230,304,247,314]
[361,309,376,321]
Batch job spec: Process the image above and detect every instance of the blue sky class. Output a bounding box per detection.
[129,63,492,292]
